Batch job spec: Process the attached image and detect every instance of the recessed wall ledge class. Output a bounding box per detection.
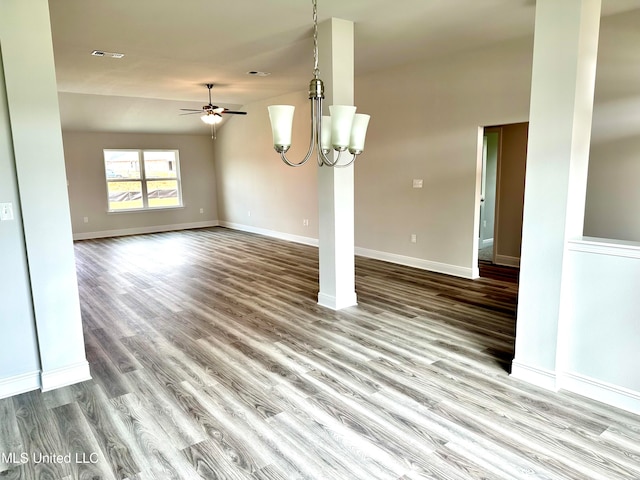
[568,236,640,259]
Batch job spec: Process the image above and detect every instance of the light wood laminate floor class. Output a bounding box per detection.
[1,227,639,479]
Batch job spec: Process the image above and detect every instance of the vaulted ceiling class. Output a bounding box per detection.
[49,0,640,134]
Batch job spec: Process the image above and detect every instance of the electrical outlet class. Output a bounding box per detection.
[410,234,417,243]
[83,216,89,223]
[303,219,309,227]
[412,179,423,189]
[0,203,14,221]
[199,208,204,214]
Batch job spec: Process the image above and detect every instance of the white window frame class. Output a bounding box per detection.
[104,149,183,212]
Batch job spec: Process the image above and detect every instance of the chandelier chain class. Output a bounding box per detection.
[312,0,319,78]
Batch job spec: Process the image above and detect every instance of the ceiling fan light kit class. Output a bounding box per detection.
[180,83,246,138]
[267,0,370,168]
[201,112,223,125]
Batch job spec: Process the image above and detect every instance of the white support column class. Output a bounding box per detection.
[317,18,357,310]
[512,0,602,389]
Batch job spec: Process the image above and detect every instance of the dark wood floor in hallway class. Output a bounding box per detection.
[1,227,639,479]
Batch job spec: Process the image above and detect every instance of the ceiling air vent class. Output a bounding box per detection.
[91,50,125,59]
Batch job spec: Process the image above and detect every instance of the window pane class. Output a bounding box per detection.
[107,181,143,210]
[104,150,141,180]
[147,180,180,208]
[143,150,177,178]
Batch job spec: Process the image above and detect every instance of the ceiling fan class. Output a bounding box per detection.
[180,83,247,125]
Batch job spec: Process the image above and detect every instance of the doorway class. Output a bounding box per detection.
[479,128,500,264]
[477,122,528,279]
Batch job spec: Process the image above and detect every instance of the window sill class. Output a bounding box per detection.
[107,205,185,214]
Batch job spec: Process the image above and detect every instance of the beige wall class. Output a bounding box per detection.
[68,9,640,272]
[584,136,640,241]
[214,91,319,240]
[584,9,640,242]
[495,122,528,262]
[213,8,640,272]
[215,37,533,273]
[357,37,534,270]
[63,131,218,237]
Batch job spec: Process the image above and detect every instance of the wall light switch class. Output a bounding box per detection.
[0,203,14,221]
[412,179,423,189]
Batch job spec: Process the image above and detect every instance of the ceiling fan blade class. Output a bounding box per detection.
[179,84,247,120]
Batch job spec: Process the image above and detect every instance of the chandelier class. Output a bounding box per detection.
[267,0,370,168]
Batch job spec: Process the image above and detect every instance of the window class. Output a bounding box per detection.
[104,149,182,212]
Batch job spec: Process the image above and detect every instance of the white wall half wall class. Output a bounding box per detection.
[558,238,640,415]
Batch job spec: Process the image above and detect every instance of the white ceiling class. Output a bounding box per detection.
[49,0,640,134]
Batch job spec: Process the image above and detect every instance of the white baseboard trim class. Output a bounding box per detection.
[317,291,358,310]
[510,360,557,390]
[481,238,494,248]
[470,265,480,279]
[219,221,319,247]
[0,370,41,399]
[73,220,220,241]
[355,246,476,280]
[220,223,475,279]
[559,371,640,416]
[41,361,92,392]
[494,254,520,267]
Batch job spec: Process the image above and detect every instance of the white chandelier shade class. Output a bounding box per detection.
[349,114,370,152]
[328,105,356,150]
[268,105,370,157]
[267,105,295,148]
